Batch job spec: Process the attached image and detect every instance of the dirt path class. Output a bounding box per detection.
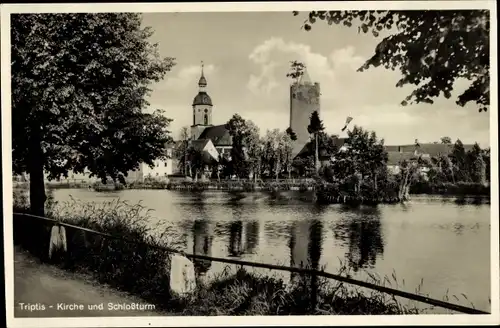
[13,247,169,317]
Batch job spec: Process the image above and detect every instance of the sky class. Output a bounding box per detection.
[141,12,491,147]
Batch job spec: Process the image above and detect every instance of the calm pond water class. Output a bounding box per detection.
[51,188,491,313]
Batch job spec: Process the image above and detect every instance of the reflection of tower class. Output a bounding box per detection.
[191,61,214,140]
[289,219,323,283]
[289,68,321,157]
[290,220,310,270]
[192,219,213,277]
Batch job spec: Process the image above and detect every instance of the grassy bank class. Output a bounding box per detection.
[13,193,437,315]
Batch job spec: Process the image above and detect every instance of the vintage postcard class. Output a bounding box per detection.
[2,1,498,327]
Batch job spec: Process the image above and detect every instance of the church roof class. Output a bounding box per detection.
[198,124,232,146]
[190,139,219,164]
[192,91,213,106]
[191,139,211,152]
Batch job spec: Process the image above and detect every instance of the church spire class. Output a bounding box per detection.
[198,61,207,90]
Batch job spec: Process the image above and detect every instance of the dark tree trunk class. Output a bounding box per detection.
[28,123,45,217]
[314,133,320,173]
[27,122,49,261]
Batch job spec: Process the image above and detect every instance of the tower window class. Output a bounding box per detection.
[204,109,208,113]
[204,114,208,125]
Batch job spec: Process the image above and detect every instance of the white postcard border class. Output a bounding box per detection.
[2,1,498,327]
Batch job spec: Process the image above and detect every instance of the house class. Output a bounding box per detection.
[126,142,175,182]
[385,143,474,157]
[386,152,419,175]
[384,142,474,177]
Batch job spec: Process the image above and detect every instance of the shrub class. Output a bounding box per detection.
[410,181,489,196]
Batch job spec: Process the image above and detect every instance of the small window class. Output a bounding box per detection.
[164,162,168,167]
[204,109,208,113]
[204,114,208,125]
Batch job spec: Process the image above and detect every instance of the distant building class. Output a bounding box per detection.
[289,69,321,158]
[126,143,175,182]
[385,143,474,157]
[384,142,475,177]
[295,136,348,166]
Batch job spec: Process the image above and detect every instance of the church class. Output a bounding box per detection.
[188,63,233,162]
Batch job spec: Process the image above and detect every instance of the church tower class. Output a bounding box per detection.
[289,68,321,157]
[191,62,213,140]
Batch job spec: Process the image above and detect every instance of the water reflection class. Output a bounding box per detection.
[227,203,260,256]
[333,206,384,272]
[289,217,324,282]
[288,214,324,311]
[228,221,244,257]
[188,193,214,278]
[192,219,213,277]
[244,221,260,254]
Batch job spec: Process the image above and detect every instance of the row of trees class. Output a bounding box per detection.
[427,139,490,184]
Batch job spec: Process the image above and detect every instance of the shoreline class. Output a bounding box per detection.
[13,181,491,199]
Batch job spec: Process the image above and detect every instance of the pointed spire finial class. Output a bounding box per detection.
[198,60,207,88]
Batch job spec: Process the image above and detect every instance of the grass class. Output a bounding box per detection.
[13,191,476,315]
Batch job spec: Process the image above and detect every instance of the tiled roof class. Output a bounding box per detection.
[198,124,232,146]
[384,143,474,157]
[190,139,218,164]
[387,151,418,165]
[295,137,347,159]
[332,137,347,149]
[191,139,210,152]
